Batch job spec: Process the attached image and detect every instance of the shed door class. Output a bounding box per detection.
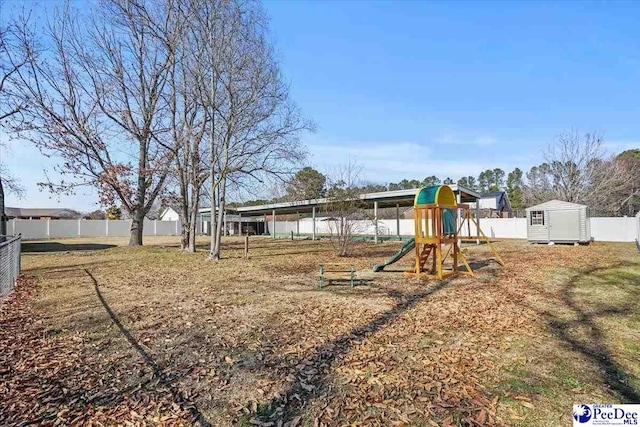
[549,210,580,241]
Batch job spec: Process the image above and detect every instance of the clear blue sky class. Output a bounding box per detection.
[3,0,640,211]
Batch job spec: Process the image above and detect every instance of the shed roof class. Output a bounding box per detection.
[525,199,587,211]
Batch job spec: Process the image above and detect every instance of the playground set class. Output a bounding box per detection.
[373,185,505,279]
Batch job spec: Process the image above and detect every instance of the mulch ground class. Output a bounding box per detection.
[0,277,194,426]
[1,237,638,426]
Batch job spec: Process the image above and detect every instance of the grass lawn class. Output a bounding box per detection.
[1,236,639,426]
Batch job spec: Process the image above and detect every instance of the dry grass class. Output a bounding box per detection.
[1,236,639,426]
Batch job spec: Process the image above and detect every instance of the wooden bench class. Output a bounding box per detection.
[317,263,359,289]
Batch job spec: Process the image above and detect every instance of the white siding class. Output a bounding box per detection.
[526,200,589,243]
[159,208,180,221]
[478,197,499,210]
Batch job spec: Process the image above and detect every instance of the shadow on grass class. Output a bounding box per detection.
[22,242,116,253]
[23,260,116,277]
[85,269,212,427]
[252,281,450,423]
[245,249,329,259]
[546,263,640,403]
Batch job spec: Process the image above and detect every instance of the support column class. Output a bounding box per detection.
[456,193,462,246]
[374,201,378,244]
[296,211,300,236]
[272,209,276,239]
[223,211,227,236]
[238,212,242,236]
[475,200,480,245]
[396,203,400,240]
[264,213,267,235]
[312,206,316,241]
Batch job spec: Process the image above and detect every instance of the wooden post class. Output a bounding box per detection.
[436,208,442,279]
[414,207,421,274]
[291,230,294,241]
[244,235,249,259]
[453,208,459,273]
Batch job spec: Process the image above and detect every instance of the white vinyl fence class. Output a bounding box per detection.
[273,216,639,243]
[636,211,640,246]
[7,219,181,240]
[8,216,639,243]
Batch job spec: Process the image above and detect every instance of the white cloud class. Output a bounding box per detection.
[602,141,639,156]
[435,132,498,147]
[307,139,500,183]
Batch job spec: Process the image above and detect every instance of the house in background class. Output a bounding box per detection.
[471,192,512,218]
[5,207,81,220]
[159,206,180,221]
[401,192,511,219]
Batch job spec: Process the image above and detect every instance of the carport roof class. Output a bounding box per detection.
[201,185,480,216]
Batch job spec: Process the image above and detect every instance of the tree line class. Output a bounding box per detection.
[237,132,639,217]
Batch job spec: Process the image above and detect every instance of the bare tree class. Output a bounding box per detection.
[324,161,372,257]
[616,149,640,216]
[205,0,311,260]
[10,0,179,245]
[177,0,226,257]
[0,7,32,239]
[164,0,209,252]
[523,131,630,215]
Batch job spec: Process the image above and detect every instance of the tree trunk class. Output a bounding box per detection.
[187,191,199,252]
[131,140,147,246]
[188,214,197,252]
[181,220,190,251]
[129,209,144,246]
[212,176,226,259]
[209,193,217,255]
[0,177,7,243]
[180,197,190,251]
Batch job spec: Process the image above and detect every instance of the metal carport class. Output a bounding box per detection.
[200,185,481,243]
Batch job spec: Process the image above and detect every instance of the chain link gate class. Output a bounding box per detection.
[0,235,21,296]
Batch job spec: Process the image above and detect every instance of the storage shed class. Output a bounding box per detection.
[526,200,591,244]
